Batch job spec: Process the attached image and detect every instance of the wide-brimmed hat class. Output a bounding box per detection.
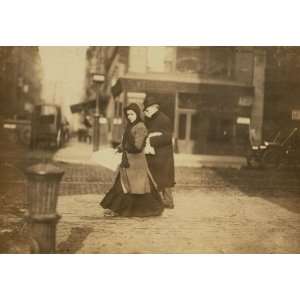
[143,95,160,109]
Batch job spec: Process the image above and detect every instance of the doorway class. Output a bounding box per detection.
[176,109,206,154]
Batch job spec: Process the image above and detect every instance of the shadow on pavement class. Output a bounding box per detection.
[214,167,300,214]
[57,226,93,253]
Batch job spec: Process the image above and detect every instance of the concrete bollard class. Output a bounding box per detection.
[25,163,64,254]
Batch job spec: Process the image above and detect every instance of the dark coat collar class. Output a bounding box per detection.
[149,110,160,120]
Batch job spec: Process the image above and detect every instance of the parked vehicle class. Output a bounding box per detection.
[247,127,300,169]
[2,118,32,146]
[2,104,69,149]
[32,104,65,149]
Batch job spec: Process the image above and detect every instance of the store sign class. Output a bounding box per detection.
[236,117,250,125]
[93,74,105,83]
[3,123,16,129]
[99,117,108,124]
[292,110,300,120]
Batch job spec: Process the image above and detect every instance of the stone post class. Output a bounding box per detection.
[25,163,64,254]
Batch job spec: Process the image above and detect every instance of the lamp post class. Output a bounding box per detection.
[92,73,105,152]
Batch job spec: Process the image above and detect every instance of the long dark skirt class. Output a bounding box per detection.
[100,174,164,217]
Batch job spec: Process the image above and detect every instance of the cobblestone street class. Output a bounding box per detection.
[0,122,299,253]
[1,139,300,253]
[54,166,300,254]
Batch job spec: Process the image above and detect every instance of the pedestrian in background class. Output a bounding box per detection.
[78,110,87,142]
[143,96,175,209]
[100,103,164,217]
[85,110,93,144]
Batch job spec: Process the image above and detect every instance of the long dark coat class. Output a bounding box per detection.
[145,111,175,190]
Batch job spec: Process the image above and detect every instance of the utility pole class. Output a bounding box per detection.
[91,47,106,152]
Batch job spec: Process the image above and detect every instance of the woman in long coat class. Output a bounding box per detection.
[100,103,164,217]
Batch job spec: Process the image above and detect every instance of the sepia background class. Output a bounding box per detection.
[1,1,300,299]
[0,46,299,254]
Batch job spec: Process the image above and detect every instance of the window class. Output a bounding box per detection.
[146,47,176,73]
[176,47,207,73]
[190,114,200,140]
[147,47,165,72]
[176,47,235,78]
[129,47,147,73]
[208,118,233,142]
[207,47,235,78]
[129,47,176,73]
[178,114,187,139]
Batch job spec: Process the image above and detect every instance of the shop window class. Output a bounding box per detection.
[208,118,233,142]
[220,119,232,141]
[190,114,200,140]
[178,114,187,139]
[236,124,250,145]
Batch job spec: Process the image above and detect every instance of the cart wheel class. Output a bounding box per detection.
[262,148,282,169]
[247,154,261,169]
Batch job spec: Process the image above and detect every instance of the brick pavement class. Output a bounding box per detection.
[1,130,300,253]
[1,161,300,253]
[54,166,299,254]
[56,187,300,254]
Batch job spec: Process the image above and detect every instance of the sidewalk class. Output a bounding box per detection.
[53,140,247,170]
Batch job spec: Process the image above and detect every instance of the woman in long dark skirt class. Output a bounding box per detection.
[100,103,164,217]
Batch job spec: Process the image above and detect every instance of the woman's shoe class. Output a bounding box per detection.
[103,209,119,217]
[164,203,174,209]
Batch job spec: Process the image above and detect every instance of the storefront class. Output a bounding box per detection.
[175,91,253,155]
[114,77,254,155]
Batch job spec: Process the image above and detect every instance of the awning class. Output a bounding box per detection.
[70,97,109,114]
[120,77,254,96]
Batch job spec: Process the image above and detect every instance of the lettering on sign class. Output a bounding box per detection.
[292,110,300,120]
[238,96,253,107]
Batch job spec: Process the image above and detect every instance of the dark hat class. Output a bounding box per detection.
[143,95,160,109]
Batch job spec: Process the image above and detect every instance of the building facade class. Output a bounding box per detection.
[263,47,300,139]
[0,46,42,118]
[88,46,266,155]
